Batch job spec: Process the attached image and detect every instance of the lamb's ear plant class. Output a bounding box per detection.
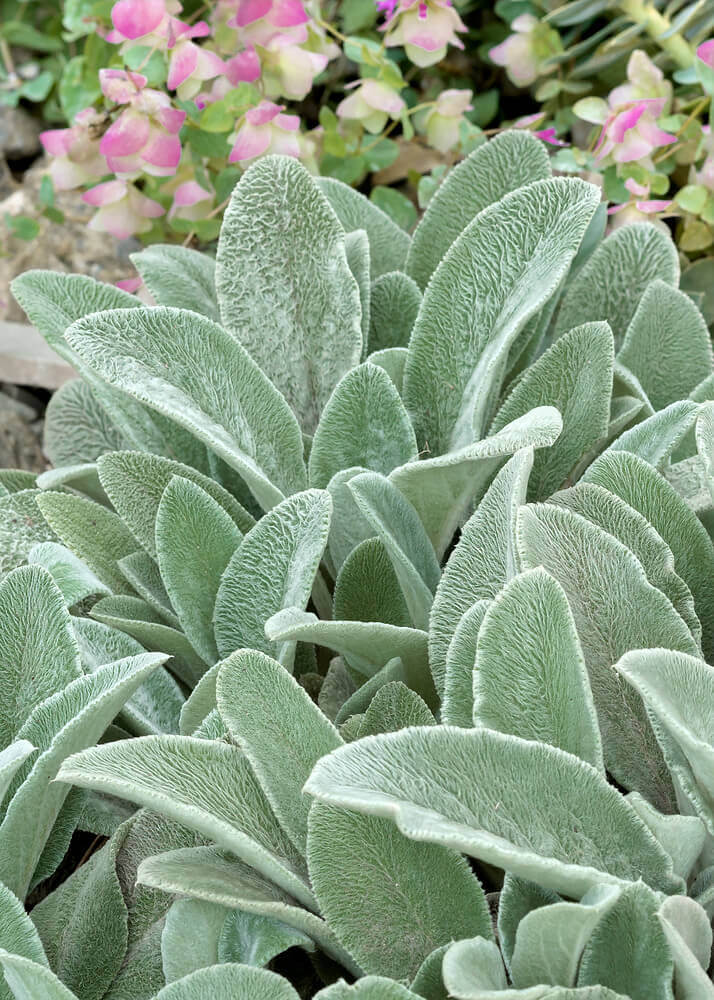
[1,132,714,998]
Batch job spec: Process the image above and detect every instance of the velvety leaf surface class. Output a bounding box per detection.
[346,229,371,349]
[216,157,362,433]
[442,601,489,728]
[0,883,47,1000]
[43,380,129,468]
[489,323,613,499]
[517,502,696,808]
[333,539,411,629]
[218,909,313,967]
[131,245,219,322]
[617,280,712,411]
[0,952,79,1000]
[156,477,242,664]
[305,727,680,898]
[555,223,679,347]
[161,898,228,983]
[406,131,550,291]
[56,735,312,907]
[0,491,58,582]
[315,977,422,999]
[213,490,331,667]
[217,649,342,855]
[316,178,411,278]
[605,399,699,469]
[26,543,109,609]
[368,272,421,353]
[65,306,307,510]
[153,963,301,1000]
[403,178,599,454]
[473,569,603,770]
[309,364,417,490]
[356,682,435,737]
[429,450,533,694]
[308,802,491,980]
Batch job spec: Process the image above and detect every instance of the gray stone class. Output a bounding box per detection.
[0,390,45,471]
[0,105,41,161]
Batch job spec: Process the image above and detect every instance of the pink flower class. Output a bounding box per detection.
[224,48,262,84]
[168,36,225,99]
[533,127,568,146]
[381,0,466,68]
[40,108,108,191]
[420,88,472,153]
[595,98,677,165]
[99,68,148,103]
[83,179,164,238]
[336,78,405,134]
[116,276,143,292]
[609,50,672,109]
[490,14,540,86]
[99,75,186,178]
[107,0,182,44]
[229,0,309,47]
[698,40,714,68]
[229,100,300,162]
[168,179,214,219]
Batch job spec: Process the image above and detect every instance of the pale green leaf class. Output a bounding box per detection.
[179,662,220,735]
[367,348,408,395]
[214,490,331,668]
[368,272,421,353]
[517,502,696,809]
[315,976,422,999]
[346,229,371,350]
[0,491,58,584]
[42,380,129,468]
[0,744,35,811]
[625,792,705,881]
[576,882,673,1000]
[605,400,700,469]
[36,464,108,506]
[305,726,680,898]
[161,898,228,983]
[326,467,375,573]
[357,682,435,737]
[392,408,561,558]
[317,177,411,278]
[307,802,491,980]
[489,323,613,499]
[130,245,219,322]
[26,543,109,608]
[216,157,362,432]
[410,945,449,1000]
[0,653,167,899]
[657,896,714,1000]
[406,131,550,291]
[153,963,300,1000]
[218,909,314,967]
[156,476,242,664]
[429,449,533,694]
[35,492,140,595]
[333,539,410,628]
[474,569,603,771]
[117,551,178,627]
[0,565,81,751]
[403,177,599,453]
[56,735,313,908]
[216,649,342,855]
[97,451,254,560]
[442,601,489,728]
[584,450,714,662]
[309,364,417,490]
[0,952,78,1000]
[265,608,436,709]
[555,224,680,347]
[498,876,560,976]
[347,472,440,630]
[617,280,712,411]
[65,306,307,511]
[0,883,47,1000]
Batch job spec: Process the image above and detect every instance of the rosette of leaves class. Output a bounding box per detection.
[0,132,713,997]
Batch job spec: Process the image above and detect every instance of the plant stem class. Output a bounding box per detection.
[618,0,695,69]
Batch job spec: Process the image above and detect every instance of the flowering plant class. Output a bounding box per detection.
[29,0,484,244]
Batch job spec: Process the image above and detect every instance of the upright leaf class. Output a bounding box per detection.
[43,380,129,468]
[403,177,599,454]
[617,280,712,411]
[345,229,371,349]
[153,963,300,1000]
[131,245,219,322]
[517,502,697,808]
[214,490,331,667]
[305,727,680,899]
[442,601,489,728]
[555,223,679,347]
[406,131,550,291]
[0,883,47,1000]
[429,450,533,694]
[216,649,342,855]
[0,952,78,1000]
[0,566,81,750]
[216,157,362,432]
[156,477,242,665]
[473,569,603,771]
[489,323,613,499]
[317,177,411,277]
[309,364,417,489]
[368,272,421,353]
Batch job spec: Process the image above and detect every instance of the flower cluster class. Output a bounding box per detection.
[38,0,475,240]
[489,0,714,253]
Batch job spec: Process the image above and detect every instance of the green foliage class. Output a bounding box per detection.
[1,146,714,1000]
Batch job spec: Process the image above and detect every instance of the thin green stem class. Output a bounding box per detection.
[617,0,695,69]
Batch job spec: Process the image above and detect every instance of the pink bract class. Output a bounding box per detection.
[698,40,714,68]
[111,0,165,39]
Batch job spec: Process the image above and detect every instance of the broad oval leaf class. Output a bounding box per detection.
[305,726,681,899]
[216,156,362,433]
[309,364,417,490]
[406,131,551,291]
[153,963,300,1000]
[403,177,599,454]
[442,601,490,729]
[214,490,332,667]
[368,272,421,353]
[65,306,307,511]
[130,245,219,322]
